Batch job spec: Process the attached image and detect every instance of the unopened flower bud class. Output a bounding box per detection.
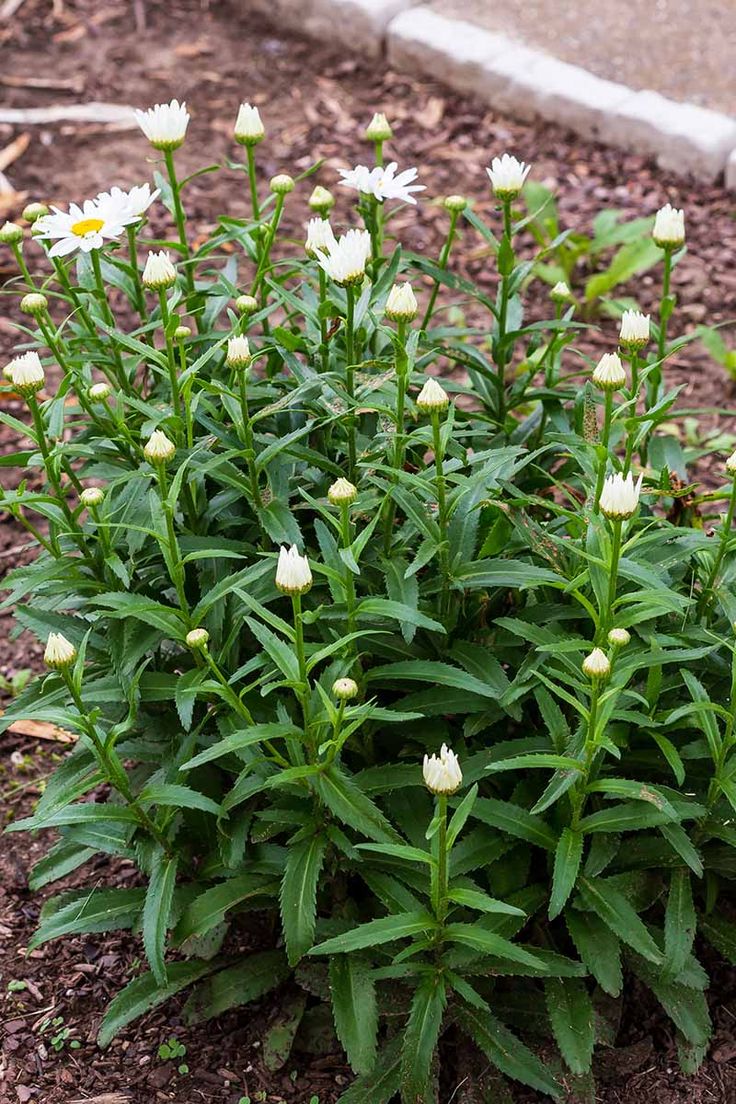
[486,154,531,200]
[327,478,357,506]
[653,203,685,248]
[22,202,49,224]
[305,217,337,258]
[333,677,358,701]
[275,544,312,595]
[550,281,573,304]
[144,429,176,464]
[308,185,335,216]
[20,293,48,317]
[423,743,462,795]
[10,351,45,396]
[80,487,105,508]
[593,352,626,391]
[234,102,265,146]
[619,310,650,350]
[174,325,191,341]
[600,472,643,521]
[44,632,77,670]
[135,99,189,151]
[582,647,610,680]
[364,112,393,142]
[226,335,251,368]
[89,382,112,402]
[726,450,736,477]
[385,282,418,323]
[0,221,23,245]
[444,194,467,213]
[235,294,258,315]
[270,174,294,195]
[608,627,631,648]
[142,250,177,290]
[416,376,449,414]
[186,627,210,649]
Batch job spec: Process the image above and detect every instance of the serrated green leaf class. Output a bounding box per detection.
[400,973,446,1103]
[544,977,595,1075]
[329,955,378,1075]
[143,853,178,986]
[280,832,327,965]
[549,828,584,920]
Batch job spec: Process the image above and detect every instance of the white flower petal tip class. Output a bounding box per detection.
[275,544,313,595]
[423,743,462,794]
[143,429,176,464]
[416,376,449,414]
[582,648,611,680]
[135,99,189,150]
[619,310,650,349]
[599,472,643,520]
[234,103,265,145]
[593,352,626,391]
[95,183,159,224]
[338,161,424,205]
[385,282,418,323]
[317,228,371,287]
[142,250,177,290]
[226,335,251,368]
[486,154,531,199]
[44,632,77,670]
[305,217,337,258]
[9,351,45,396]
[653,204,685,248]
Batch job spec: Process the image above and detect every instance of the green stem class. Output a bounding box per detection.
[383,322,408,555]
[178,338,195,449]
[421,210,459,332]
[572,680,601,827]
[27,396,85,542]
[432,411,450,619]
[432,794,449,925]
[495,200,513,431]
[339,501,357,640]
[318,267,329,372]
[155,465,190,617]
[345,284,357,480]
[238,369,262,509]
[250,194,285,297]
[653,249,673,407]
[126,225,147,323]
[11,243,35,289]
[246,145,260,221]
[157,289,182,422]
[598,519,623,643]
[202,649,260,731]
[292,593,311,746]
[164,148,195,302]
[593,389,614,514]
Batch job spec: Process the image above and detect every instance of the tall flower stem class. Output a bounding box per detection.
[651,248,673,410]
[696,477,736,621]
[593,390,614,513]
[163,148,195,302]
[431,794,449,925]
[246,145,260,221]
[154,463,190,617]
[571,680,602,827]
[431,410,451,619]
[11,243,35,289]
[421,209,460,332]
[494,199,514,431]
[126,225,148,324]
[344,284,357,480]
[339,501,357,640]
[317,267,329,372]
[237,369,262,509]
[292,593,311,747]
[157,290,182,422]
[250,194,285,297]
[89,249,128,391]
[178,335,195,449]
[26,395,86,547]
[383,320,408,554]
[200,647,257,727]
[597,519,623,643]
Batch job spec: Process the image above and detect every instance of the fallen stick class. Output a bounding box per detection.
[0,103,137,128]
[0,0,28,20]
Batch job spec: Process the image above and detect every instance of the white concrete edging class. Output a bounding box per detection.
[251,0,736,184]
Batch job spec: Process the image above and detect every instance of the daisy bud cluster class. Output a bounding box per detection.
[275,545,312,595]
[599,472,643,521]
[423,744,462,794]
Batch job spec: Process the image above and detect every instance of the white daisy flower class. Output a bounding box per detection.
[423,744,462,794]
[275,545,313,595]
[305,217,337,257]
[234,102,265,145]
[34,192,133,258]
[95,183,159,224]
[486,154,531,199]
[134,99,190,150]
[599,472,643,520]
[338,161,424,205]
[317,228,372,287]
[652,203,685,248]
[142,250,177,290]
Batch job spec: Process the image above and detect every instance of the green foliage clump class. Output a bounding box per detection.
[2,104,736,1101]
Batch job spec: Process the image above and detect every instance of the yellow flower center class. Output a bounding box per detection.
[71,217,104,237]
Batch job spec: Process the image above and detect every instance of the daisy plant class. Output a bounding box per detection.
[1,99,734,1104]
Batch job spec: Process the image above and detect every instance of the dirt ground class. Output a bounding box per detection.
[1,1,736,1102]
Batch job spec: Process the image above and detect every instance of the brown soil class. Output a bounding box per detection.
[1,2,736,1102]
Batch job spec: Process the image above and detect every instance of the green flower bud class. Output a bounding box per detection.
[270,174,294,195]
[20,293,48,317]
[0,222,23,245]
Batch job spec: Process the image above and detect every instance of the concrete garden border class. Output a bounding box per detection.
[250,0,736,187]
